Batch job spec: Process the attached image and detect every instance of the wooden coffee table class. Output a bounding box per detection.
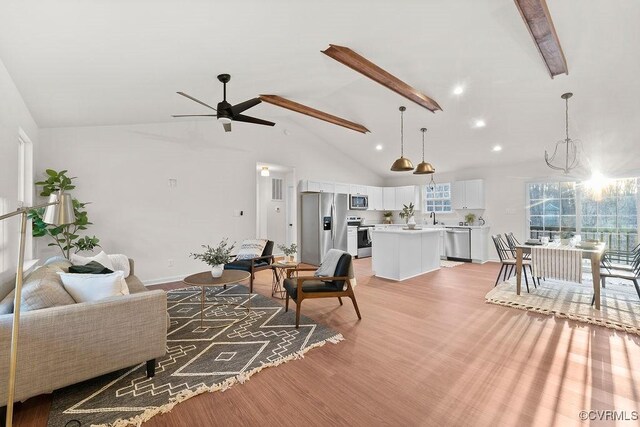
[183,270,251,327]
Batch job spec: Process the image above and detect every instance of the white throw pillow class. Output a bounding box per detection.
[107,254,131,278]
[58,271,130,303]
[235,239,267,261]
[71,251,114,271]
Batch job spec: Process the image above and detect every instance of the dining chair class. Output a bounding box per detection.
[592,256,640,305]
[491,234,536,292]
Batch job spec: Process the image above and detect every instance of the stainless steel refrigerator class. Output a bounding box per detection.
[301,193,348,265]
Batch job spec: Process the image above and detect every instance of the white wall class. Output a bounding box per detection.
[37,121,383,283]
[0,58,38,291]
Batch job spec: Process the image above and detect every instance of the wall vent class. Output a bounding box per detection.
[272,178,283,201]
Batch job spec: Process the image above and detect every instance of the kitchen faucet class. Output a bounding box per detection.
[429,211,437,225]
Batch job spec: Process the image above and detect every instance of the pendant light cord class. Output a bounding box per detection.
[565,96,569,142]
[400,109,404,157]
[422,129,425,161]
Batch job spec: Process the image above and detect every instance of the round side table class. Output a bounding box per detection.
[271,261,299,299]
[183,270,251,328]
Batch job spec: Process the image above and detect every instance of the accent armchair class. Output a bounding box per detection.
[283,252,361,328]
[224,240,275,292]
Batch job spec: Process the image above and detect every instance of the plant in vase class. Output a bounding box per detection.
[190,239,235,278]
[383,211,393,224]
[464,213,476,226]
[560,231,574,245]
[399,203,416,229]
[28,169,101,259]
[277,243,297,263]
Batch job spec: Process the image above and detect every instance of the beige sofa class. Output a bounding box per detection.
[0,259,167,405]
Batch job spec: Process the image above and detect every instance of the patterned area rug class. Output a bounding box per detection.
[47,285,343,427]
[440,260,465,268]
[486,273,640,335]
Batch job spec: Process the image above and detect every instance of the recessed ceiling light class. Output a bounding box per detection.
[453,85,464,95]
[474,119,486,128]
[375,144,383,151]
[492,145,502,152]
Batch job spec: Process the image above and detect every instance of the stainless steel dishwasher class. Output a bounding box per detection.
[445,227,471,262]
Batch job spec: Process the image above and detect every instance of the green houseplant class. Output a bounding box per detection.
[190,239,236,278]
[464,213,476,225]
[399,203,416,228]
[29,169,100,259]
[383,211,393,224]
[277,243,297,262]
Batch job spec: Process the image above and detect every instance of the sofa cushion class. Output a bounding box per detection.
[68,261,114,274]
[235,239,267,260]
[125,274,148,294]
[283,278,339,300]
[71,251,115,271]
[0,289,14,314]
[21,266,76,312]
[58,271,130,303]
[108,254,131,278]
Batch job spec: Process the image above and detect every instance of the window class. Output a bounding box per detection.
[424,183,451,212]
[527,178,639,256]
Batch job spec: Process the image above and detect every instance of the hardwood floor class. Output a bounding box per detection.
[14,259,640,426]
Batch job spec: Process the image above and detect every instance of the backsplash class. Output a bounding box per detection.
[347,209,488,226]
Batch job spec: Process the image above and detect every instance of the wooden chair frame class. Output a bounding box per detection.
[285,267,361,328]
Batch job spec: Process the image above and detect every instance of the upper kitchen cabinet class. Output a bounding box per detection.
[367,186,384,211]
[382,187,396,210]
[334,183,350,195]
[395,186,419,210]
[451,179,485,210]
[299,180,345,194]
[349,184,368,195]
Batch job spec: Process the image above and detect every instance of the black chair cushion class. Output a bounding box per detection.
[331,253,352,289]
[283,278,340,300]
[224,259,270,271]
[262,241,274,261]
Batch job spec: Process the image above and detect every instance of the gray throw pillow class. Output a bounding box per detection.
[21,266,76,312]
[0,289,14,315]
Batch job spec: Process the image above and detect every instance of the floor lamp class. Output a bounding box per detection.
[1,191,75,427]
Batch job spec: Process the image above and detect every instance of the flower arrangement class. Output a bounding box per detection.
[398,203,415,223]
[277,243,297,257]
[190,239,235,267]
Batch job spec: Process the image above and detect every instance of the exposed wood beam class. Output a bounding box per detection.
[514,0,568,78]
[259,94,370,134]
[321,44,442,113]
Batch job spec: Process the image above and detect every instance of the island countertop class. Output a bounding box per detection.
[372,228,444,234]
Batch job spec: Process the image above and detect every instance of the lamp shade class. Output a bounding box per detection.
[390,156,414,171]
[413,161,435,175]
[43,192,76,225]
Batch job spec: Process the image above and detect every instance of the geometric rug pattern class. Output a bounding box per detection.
[47,285,343,427]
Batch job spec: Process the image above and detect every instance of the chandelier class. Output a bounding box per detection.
[545,92,581,174]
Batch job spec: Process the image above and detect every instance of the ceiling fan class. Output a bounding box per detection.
[172,74,275,132]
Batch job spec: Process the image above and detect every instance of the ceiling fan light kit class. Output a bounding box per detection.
[413,127,435,175]
[390,106,415,172]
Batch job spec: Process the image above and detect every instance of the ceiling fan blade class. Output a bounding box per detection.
[230,98,261,116]
[171,114,216,117]
[176,92,217,111]
[233,114,275,127]
[223,122,232,132]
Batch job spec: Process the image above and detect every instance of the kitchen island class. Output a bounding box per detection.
[371,228,442,281]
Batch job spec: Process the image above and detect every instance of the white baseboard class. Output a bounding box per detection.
[143,275,186,287]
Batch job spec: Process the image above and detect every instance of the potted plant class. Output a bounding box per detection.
[399,203,416,229]
[560,231,574,245]
[190,239,235,278]
[277,243,298,262]
[464,213,476,226]
[383,211,394,224]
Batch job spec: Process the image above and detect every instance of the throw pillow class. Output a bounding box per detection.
[43,256,73,272]
[58,271,130,303]
[0,289,14,315]
[107,254,131,278]
[68,261,114,274]
[21,266,76,312]
[235,239,267,261]
[70,251,115,271]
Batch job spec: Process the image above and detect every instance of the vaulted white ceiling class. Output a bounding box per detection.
[1,0,638,177]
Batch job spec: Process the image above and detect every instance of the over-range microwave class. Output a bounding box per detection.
[349,194,368,210]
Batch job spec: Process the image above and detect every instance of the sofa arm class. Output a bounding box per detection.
[0,290,167,405]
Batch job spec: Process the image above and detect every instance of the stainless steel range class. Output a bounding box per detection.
[346,216,374,258]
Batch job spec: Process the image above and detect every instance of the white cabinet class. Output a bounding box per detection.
[349,184,368,195]
[452,179,485,210]
[367,186,384,211]
[395,186,418,210]
[382,187,396,210]
[334,183,350,194]
[347,228,358,256]
[439,230,446,259]
[471,227,490,263]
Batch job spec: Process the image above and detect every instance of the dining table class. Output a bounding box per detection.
[515,242,607,310]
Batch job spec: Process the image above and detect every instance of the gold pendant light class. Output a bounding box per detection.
[390,106,414,171]
[413,127,435,175]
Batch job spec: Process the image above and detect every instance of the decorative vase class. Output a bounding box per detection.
[407,216,416,229]
[560,239,570,246]
[384,218,392,224]
[211,264,224,278]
